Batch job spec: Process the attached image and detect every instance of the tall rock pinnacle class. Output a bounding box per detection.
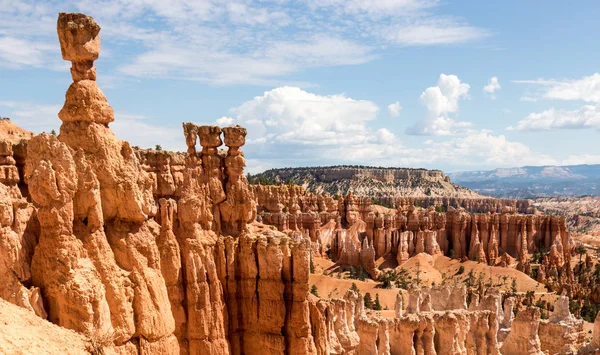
[57,12,114,124]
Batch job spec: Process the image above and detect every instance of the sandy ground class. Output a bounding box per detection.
[371,205,396,215]
[0,298,90,355]
[574,233,600,250]
[309,274,404,311]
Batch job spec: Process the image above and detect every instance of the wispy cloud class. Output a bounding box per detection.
[512,73,600,132]
[508,105,600,131]
[513,74,600,103]
[382,19,489,46]
[0,0,489,85]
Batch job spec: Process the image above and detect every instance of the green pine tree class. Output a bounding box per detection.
[373,294,383,311]
[364,292,373,309]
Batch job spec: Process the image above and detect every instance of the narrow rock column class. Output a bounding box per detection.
[26,134,112,336]
[198,126,226,233]
[395,292,403,318]
[594,312,600,347]
[549,289,574,323]
[182,122,199,155]
[220,126,256,236]
[0,141,19,192]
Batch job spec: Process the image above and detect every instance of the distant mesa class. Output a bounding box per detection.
[249,165,482,200]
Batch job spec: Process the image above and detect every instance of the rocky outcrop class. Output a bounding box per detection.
[306,288,500,355]
[538,320,584,355]
[594,312,600,347]
[0,161,41,318]
[136,150,186,198]
[538,289,584,354]
[406,285,467,312]
[500,308,544,355]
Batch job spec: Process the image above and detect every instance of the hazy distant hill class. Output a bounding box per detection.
[449,164,600,198]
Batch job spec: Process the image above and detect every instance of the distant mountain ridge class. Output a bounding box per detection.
[449,164,600,198]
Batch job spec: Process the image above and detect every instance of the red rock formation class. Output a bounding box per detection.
[254,185,572,276]
[500,308,544,355]
[1,12,317,354]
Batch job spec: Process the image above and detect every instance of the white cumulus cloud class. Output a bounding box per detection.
[387,102,402,117]
[406,74,472,135]
[216,116,235,126]
[219,86,562,173]
[228,86,380,145]
[483,76,500,98]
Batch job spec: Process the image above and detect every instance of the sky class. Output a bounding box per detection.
[1,1,600,174]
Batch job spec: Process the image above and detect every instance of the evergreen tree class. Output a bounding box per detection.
[373,294,382,311]
[363,292,373,309]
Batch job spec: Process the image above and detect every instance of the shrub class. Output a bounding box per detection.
[310,284,319,297]
[378,270,397,289]
[531,247,550,264]
[348,265,368,281]
[394,268,411,289]
[87,323,115,355]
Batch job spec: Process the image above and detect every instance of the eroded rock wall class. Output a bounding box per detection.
[254,185,572,274]
[0,12,316,355]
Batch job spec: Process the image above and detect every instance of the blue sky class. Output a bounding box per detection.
[1,1,600,173]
